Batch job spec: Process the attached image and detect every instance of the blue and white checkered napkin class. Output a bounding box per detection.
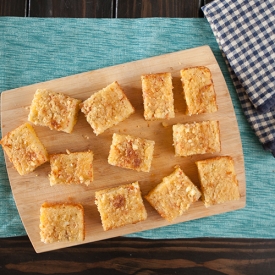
[202,0,275,155]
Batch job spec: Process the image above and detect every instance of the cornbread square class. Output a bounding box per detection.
[141,72,175,120]
[173,121,221,157]
[28,89,81,133]
[49,150,94,186]
[180,66,218,115]
[196,156,240,207]
[108,133,155,172]
[95,182,147,231]
[145,167,201,222]
[0,122,49,175]
[40,202,85,244]
[80,81,135,135]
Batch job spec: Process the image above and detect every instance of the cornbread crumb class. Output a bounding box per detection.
[141,72,175,120]
[40,202,85,243]
[80,81,135,135]
[172,121,221,157]
[49,150,94,186]
[95,182,147,231]
[145,167,201,222]
[108,133,155,172]
[0,122,49,175]
[180,66,218,115]
[196,156,240,207]
[28,89,81,133]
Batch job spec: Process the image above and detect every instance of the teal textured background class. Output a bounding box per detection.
[0,17,274,238]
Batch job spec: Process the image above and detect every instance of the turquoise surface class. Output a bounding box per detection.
[0,17,274,238]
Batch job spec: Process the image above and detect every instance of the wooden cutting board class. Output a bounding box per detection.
[0,45,246,253]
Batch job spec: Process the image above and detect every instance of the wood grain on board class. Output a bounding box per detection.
[1,45,246,253]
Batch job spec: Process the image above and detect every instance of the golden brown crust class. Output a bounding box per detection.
[28,89,81,133]
[40,202,85,244]
[141,72,175,120]
[0,122,49,175]
[80,81,135,135]
[195,156,240,207]
[95,182,147,231]
[49,150,94,186]
[145,167,201,222]
[172,120,221,157]
[108,133,155,172]
[180,66,218,115]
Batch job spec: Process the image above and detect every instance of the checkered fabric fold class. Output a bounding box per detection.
[202,0,275,156]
